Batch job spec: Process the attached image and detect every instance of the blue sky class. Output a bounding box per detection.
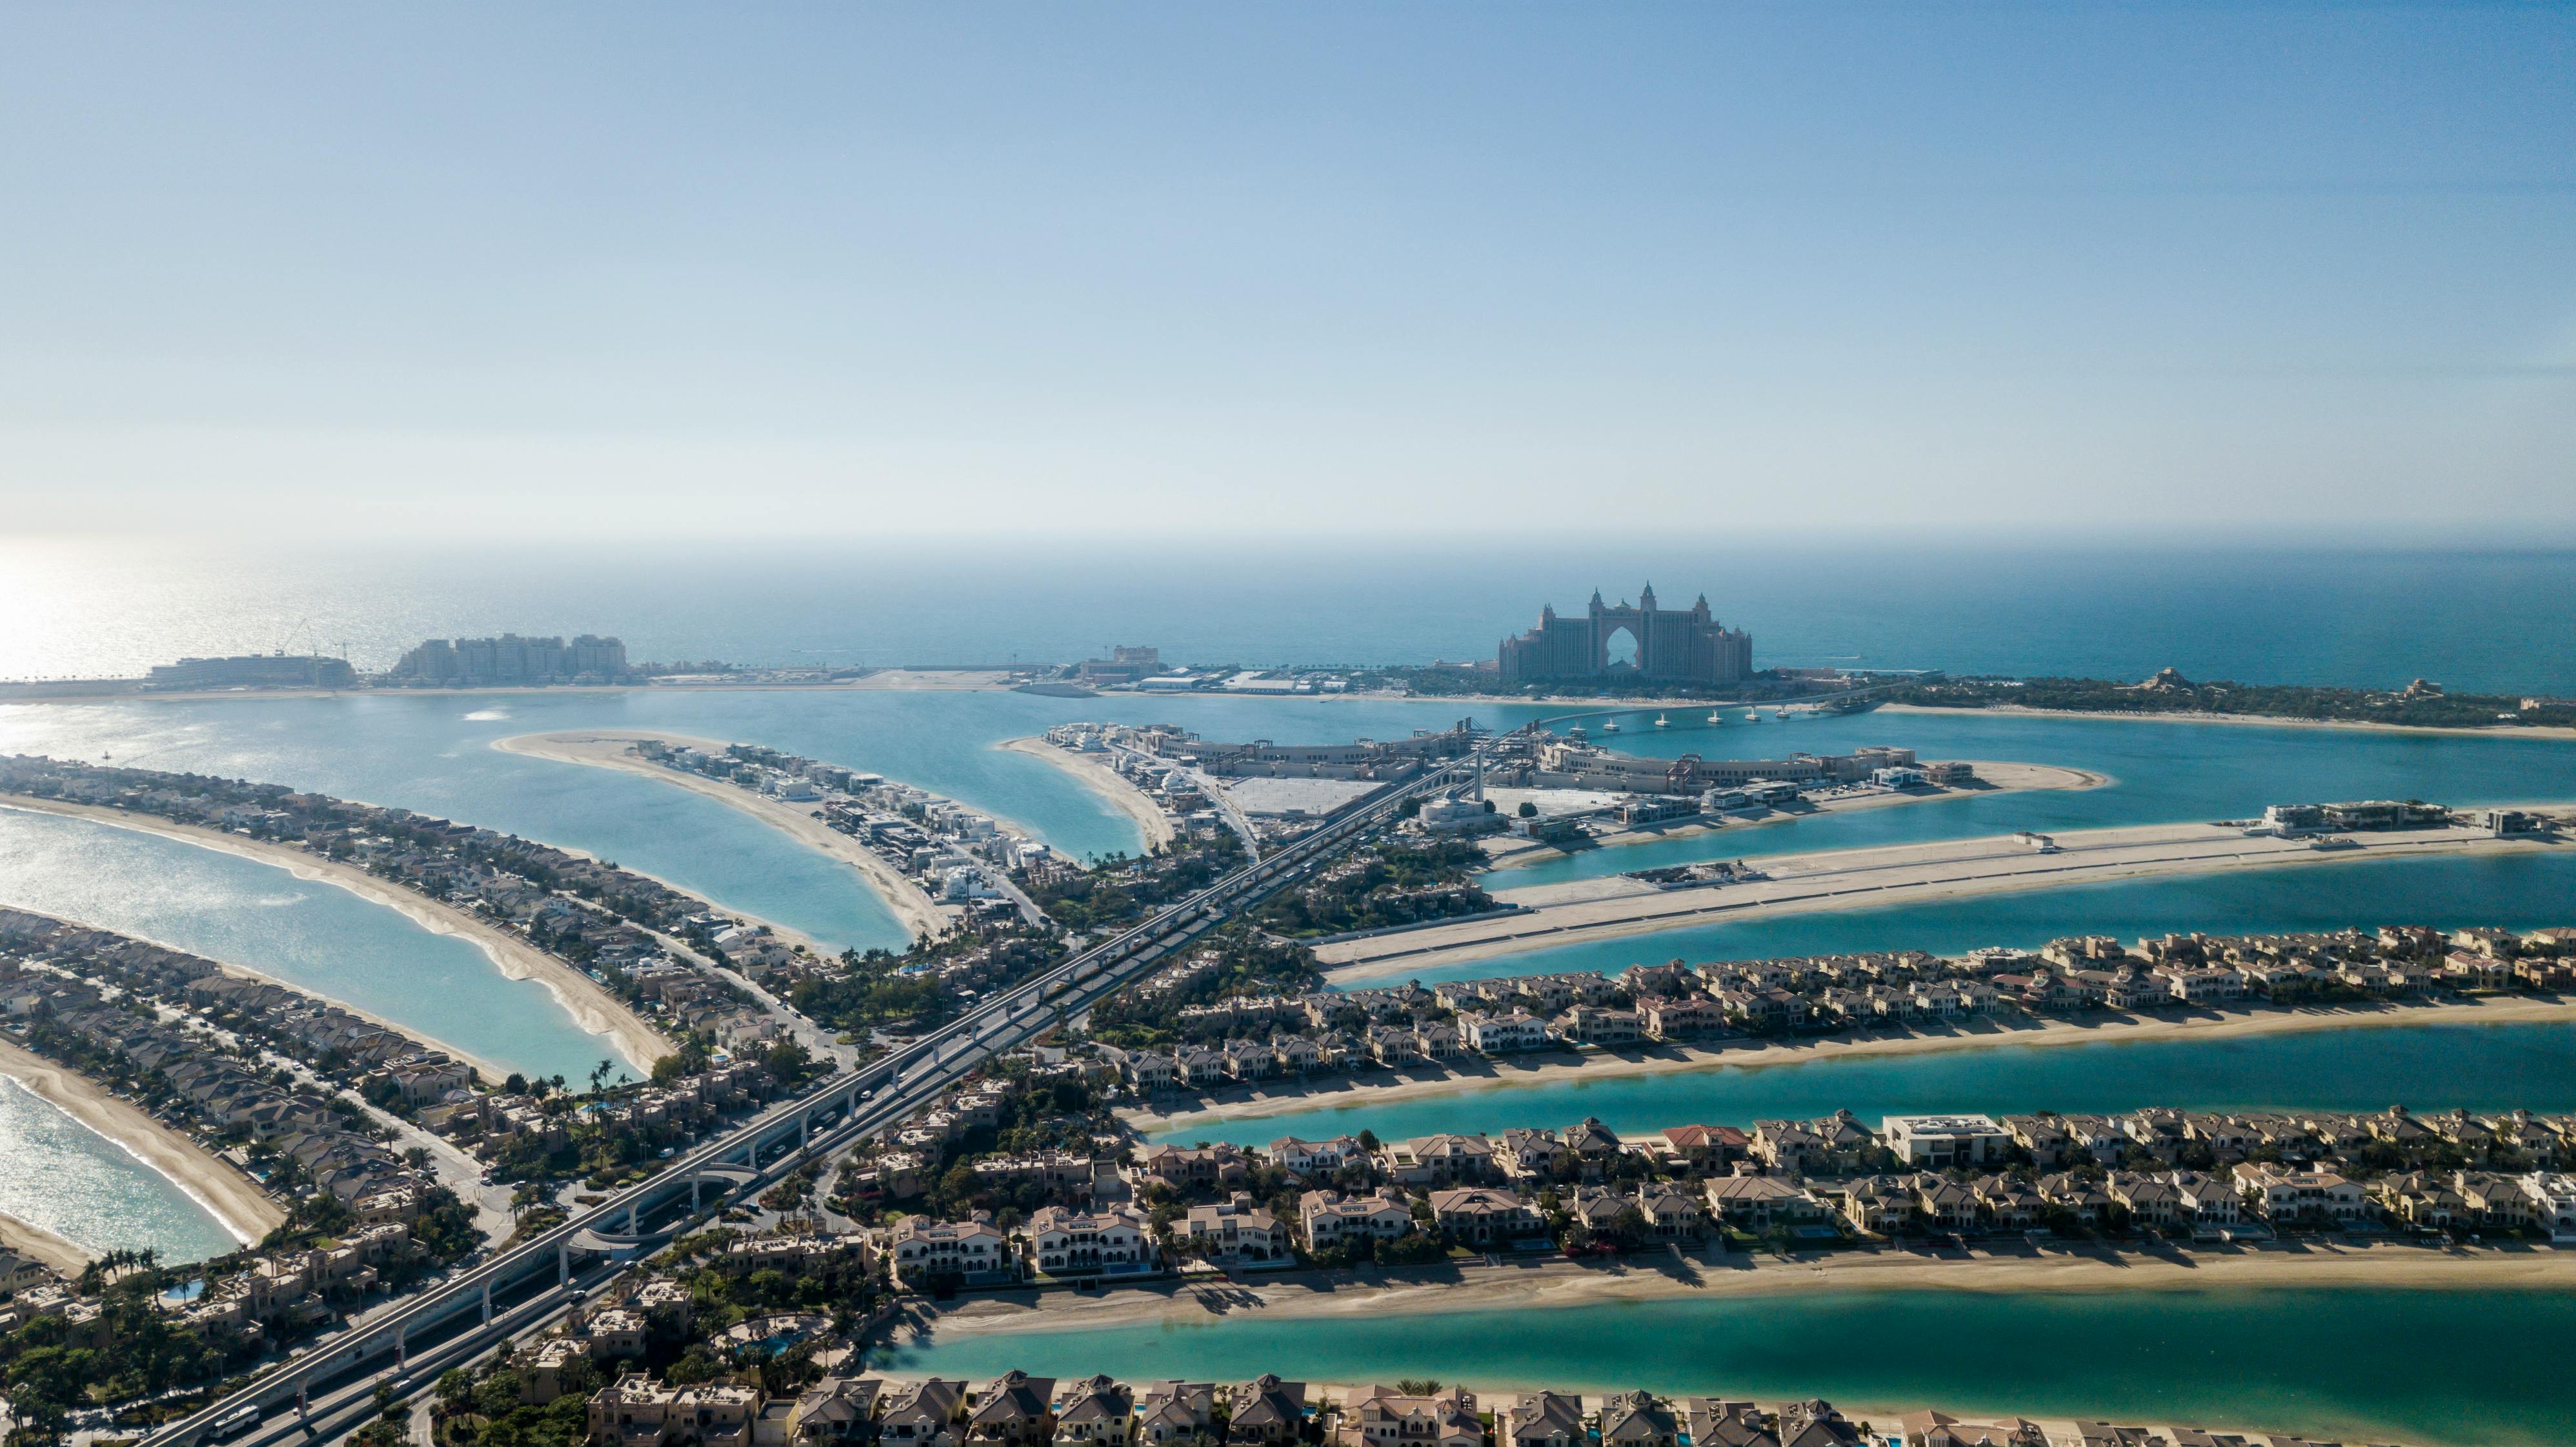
[2,3,2570,541]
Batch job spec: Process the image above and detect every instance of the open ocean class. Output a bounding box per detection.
[6,539,2576,693]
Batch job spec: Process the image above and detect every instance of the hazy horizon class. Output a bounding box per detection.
[5,5,2572,544]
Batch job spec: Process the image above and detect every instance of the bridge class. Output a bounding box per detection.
[145,723,1515,1447]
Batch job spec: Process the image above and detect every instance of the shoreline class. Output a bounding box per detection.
[0,794,672,1071]
[1484,760,2111,871]
[998,737,1178,851]
[493,730,947,942]
[1320,816,2566,976]
[9,683,2576,744]
[2,903,512,1082]
[1875,700,2576,743]
[1123,993,2576,1133]
[891,1238,2576,1445]
[904,1237,2576,1348]
[0,1033,285,1259]
[0,1202,97,1278]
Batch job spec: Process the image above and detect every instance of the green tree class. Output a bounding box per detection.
[474,1370,527,1418]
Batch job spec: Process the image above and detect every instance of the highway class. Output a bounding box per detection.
[145,725,1504,1447]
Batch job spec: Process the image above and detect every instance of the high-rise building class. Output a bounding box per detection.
[390,633,631,685]
[1496,585,1751,687]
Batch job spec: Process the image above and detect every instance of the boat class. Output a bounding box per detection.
[1603,718,1621,733]
[1653,714,1670,729]
[1706,711,1726,724]
[1743,709,1759,722]
[1780,703,1822,720]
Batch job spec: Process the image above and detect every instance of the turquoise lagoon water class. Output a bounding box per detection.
[0,1075,241,1264]
[4,689,2576,1270]
[7,691,2575,956]
[1384,849,2576,989]
[881,1288,2576,1447]
[1494,706,2576,887]
[0,805,643,1080]
[1151,1015,2576,1146]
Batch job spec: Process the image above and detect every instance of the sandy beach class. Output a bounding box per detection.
[0,900,515,1082]
[0,1033,285,1257]
[1125,993,2576,1133]
[0,794,672,1069]
[0,1206,98,1278]
[909,1235,2576,1348]
[10,680,2575,749]
[1484,760,2108,871]
[1878,700,2576,744]
[1320,813,2567,976]
[494,729,949,941]
[1000,736,1178,850]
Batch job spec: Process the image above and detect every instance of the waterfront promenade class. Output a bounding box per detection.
[1322,812,2568,976]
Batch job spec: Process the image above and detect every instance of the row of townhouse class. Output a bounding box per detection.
[16,976,421,1201]
[1209,1108,2576,1245]
[0,758,769,1022]
[177,1220,413,1343]
[880,1206,1159,1288]
[0,912,473,1098]
[2001,1104,2576,1172]
[427,1058,772,1159]
[3,951,464,1102]
[2377,1169,2576,1239]
[589,1369,1320,1447]
[633,1374,1886,1447]
[1124,924,2576,1100]
[1244,1099,2576,1223]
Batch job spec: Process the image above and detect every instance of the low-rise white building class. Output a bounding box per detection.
[1882,1114,2008,1169]
[883,1215,1014,1287]
[1023,1206,1152,1279]
[1457,1009,1550,1054]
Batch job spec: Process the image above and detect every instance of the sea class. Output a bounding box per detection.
[2,539,2575,1434]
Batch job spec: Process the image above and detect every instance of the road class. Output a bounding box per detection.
[144,727,1505,1447]
[1100,738,1262,860]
